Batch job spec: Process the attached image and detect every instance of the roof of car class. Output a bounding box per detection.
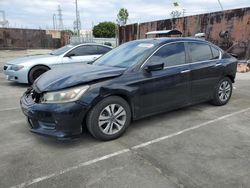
[70,43,113,48]
[145,29,182,35]
[135,37,208,44]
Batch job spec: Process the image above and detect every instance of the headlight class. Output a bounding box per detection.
[10,65,24,71]
[41,85,89,103]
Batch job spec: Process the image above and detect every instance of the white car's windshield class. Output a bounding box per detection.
[93,41,157,68]
[50,45,75,56]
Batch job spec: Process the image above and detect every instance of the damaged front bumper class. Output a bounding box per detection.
[20,89,88,140]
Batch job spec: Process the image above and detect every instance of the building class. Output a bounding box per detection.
[119,7,250,60]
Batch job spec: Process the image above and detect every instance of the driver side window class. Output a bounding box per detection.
[147,42,186,67]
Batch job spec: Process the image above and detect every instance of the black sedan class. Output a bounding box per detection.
[20,38,237,141]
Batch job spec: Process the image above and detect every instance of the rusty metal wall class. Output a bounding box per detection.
[119,23,138,44]
[60,31,70,47]
[119,7,250,59]
[0,28,69,49]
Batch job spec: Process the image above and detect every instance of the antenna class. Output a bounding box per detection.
[57,5,64,30]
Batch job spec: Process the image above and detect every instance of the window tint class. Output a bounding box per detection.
[211,46,220,59]
[189,43,213,62]
[147,43,186,67]
[69,45,98,56]
[97,46,111,54]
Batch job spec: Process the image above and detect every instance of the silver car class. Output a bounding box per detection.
[3,43,112,84]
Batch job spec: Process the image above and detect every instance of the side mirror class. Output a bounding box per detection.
[65,53,75,58]
[144,63,164,72]
[230,53,238,59]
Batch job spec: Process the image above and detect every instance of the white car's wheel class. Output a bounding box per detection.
[28,66,49,84]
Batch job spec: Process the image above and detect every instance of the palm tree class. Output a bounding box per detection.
[117,8,129,26]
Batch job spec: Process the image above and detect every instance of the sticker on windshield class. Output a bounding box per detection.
[138,43,154,48]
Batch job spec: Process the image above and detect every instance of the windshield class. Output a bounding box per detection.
[93,41,157,68]
[50,44,75,56]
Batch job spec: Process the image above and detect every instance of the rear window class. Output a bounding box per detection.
[97,46,111,54]
[189,43,213,62]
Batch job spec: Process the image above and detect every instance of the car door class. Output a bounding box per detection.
[62,45,100,64]
[137,42,191,116]
[187,42,223,103]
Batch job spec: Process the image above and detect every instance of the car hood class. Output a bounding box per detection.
[7,54,57,65]
[34,64,126,92]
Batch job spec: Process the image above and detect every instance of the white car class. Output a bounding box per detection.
[3,43,112,84]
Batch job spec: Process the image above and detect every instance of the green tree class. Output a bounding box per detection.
[92,22,116,38]
[170,2,182,18]
[117,8,129,26]
[170,10,182,18]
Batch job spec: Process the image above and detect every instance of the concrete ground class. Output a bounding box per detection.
[0,50,250,188]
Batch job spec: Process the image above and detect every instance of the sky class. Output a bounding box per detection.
[0,0,249,30]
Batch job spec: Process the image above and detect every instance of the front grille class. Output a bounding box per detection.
[41,122,56,130]
[3,65,7,70]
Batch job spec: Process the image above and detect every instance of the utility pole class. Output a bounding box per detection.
[57,5,64,30]
[53,13,57,30]
[182,9,186,17]
[75,0,78,35]
[74,0,81,36]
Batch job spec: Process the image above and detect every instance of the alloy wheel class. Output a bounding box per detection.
[218,80,231,102]
[98,104,127,135]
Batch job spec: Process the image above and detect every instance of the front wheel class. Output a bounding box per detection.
[211,77,233,106]
[28,65,49,84]
[86,96,131,141]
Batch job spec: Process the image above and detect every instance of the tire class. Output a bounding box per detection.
[211,77,233,106]
[28,65,49,84]
[86,96,131,141]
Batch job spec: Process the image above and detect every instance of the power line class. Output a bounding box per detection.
[217,0,224,10]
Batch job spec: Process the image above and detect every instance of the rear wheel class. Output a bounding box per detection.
[211,77,232,106]
[86,96,131,141]
[28,65,49,84]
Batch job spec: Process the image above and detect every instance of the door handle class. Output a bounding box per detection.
[180,70,190,74]
[214,63,222,67]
